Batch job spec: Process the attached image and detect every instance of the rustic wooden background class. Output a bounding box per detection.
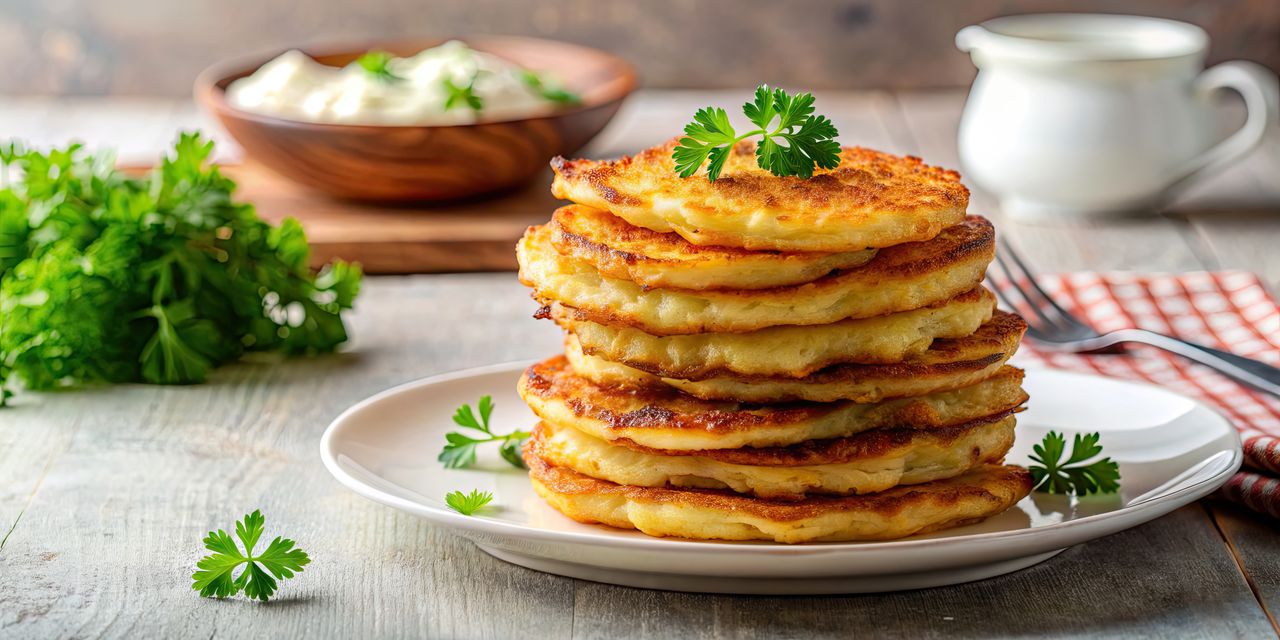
[3,0,1278,95]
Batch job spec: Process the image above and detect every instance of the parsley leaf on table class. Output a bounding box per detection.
[1028,431,1121,495]
[0,133,361,403]
[191,510,310,602]
[439,395,530,469]
[673,84,841,181]
[355,51,404,82]
[445,489,495,516]
[521,70,581,105]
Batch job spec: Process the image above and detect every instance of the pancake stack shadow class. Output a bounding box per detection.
[515,140,1033,543]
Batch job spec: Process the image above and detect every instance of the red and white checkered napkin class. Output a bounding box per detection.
[1012,271,1280,519]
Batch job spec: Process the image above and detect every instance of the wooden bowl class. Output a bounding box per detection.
[196,37,635,202]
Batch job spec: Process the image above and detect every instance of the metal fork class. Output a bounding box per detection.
[987,241,1280,397]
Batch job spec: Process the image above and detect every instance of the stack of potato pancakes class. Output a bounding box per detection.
[515,140,1033,544]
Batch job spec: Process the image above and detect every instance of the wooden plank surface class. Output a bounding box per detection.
[225,161,559,274]
[0,276,569,638]
[571,504,1269,640]
[3,92,1279,639]
[1211,502,1280,629]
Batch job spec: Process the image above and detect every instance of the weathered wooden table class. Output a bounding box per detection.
[2,91,1278,638]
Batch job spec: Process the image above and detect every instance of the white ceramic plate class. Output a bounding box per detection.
[320,362,1241,594]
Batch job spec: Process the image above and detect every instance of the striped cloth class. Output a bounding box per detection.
[1010,271,1280,519]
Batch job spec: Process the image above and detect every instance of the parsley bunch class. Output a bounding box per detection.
[673,85,841,182]
[0,133,361,403]
[192,510,309,602]
[439,395,529,469]
[1029,431,1121,495]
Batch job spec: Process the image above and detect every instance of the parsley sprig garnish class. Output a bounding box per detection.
[355,51,403,82]
[673,84,841,182]
[521,70,580,105]
[439,395,529,469]
[191,510,309,602]
[445,489,494,515]
[1029,431,1121,495]
[443,74,484,112]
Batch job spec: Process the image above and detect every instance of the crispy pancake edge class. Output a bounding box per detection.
[518,216,996,335]
[561,311,1027,402]
[555,286,995,378]
[519,354,1028,436]
[550,204,877,290]
[599,412,1018,466]
[594,310,1026,384]
[532,416,1018,500]
[526,436,1031,527]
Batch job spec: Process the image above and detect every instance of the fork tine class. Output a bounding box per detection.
[996,241,1094,332]
[988,251,1065,332]
[986,267,1024,316]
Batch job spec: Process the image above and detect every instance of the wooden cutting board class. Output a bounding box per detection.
[222,161,561,273]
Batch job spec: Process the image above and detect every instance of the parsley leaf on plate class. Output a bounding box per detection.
[438,395,530,469]
[445,489,494,516]
[1028,431,1121,495]
[191,510,310,602]
[673,84,841,182]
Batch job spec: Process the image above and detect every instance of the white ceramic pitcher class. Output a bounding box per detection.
[956,14,1278,219]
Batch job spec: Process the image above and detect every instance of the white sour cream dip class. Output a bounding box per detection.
[226,40,575,125]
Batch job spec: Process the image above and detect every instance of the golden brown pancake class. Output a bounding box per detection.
[518,356,1028,450]
[518,216,995,336]
[565,311,1027,403]
[550,204,877,290]
[550,139,969,252]
[526,439,1031,543]
[533,414,1017,500]
[554,287,994,378]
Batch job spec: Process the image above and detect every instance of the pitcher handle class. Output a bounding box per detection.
[1172,61,1279,190]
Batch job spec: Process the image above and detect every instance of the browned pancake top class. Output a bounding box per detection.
[551,139,969,218]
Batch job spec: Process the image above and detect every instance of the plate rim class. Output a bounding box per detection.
[319,360,1243,556]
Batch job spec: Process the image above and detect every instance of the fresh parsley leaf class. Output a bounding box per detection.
[442,75,484,112]
[445,489,494,516]
[673,84,841,181]
[0,133,362,404]
[520,70,580,105]
[1029,431,1121,495]
[498,439,525,469]
[355,51,403,82]
[438,395,530,469]
[191,510,310,602]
